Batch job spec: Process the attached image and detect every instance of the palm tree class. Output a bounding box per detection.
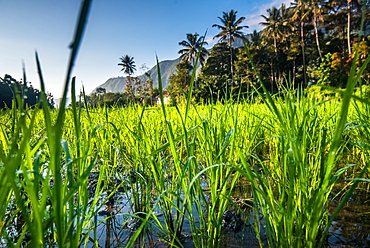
[260,6,282,89]
[118,55,136,97]
[118,55,136,76]
[306,0,330,60]
[250,30,262,45]
[178,33,209,67]
[326,0,361,54]
[292,0,330,60]
[260,4,293,90]
[212,10,248,76]
[260,6,285,53]
[261,4,294,51]
[291,0,311,85]
[346,0,360,54]
[312,0,329,59]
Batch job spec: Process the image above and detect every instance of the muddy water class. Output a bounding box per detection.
[90,184,369,248]
[327,187,370,248]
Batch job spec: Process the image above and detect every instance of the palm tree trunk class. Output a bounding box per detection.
[313,12,323,60]
[273,35,280,91]
[229,38,234,79]
[301,21,308,86]
[347,0,352,54]
[270,60,274,92]
[293,58,296,90]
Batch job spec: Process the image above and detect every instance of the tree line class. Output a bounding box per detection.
[86,0,370,107]
[0,74,54,109]
[170,0,370,104]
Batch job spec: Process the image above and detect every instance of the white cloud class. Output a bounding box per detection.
[242,0,292,32]
[205,35,218,47]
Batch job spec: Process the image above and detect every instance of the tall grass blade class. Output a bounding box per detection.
[156,55,167,120]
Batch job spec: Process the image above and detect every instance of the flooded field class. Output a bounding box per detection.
[1,94,369,247]
[86,179,370,248]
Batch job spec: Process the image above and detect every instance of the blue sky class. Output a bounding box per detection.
[0,0,290,98]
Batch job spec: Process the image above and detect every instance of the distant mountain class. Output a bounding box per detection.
[94,57,181,93]
[93,39,250,94]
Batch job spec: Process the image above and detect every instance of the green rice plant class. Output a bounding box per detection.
[0,93,48,247]
[35,1,98,246]
[349,84,370,179]
[183,42,246,248]
[159,56,225,248]
[180,101,270,248]
[237,31,370,247]
[163,43,267,246]
[0,1,104,247]
[147,60,190,246]
[138,48,217,247]
[123,107,152,215]
[197,110,237,244]
[0,108,17,242]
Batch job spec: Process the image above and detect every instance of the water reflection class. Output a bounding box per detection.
[91,183,369,247]
[328,195,370,247]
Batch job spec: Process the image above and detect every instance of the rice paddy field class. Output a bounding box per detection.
[0,89,369,247]
[0,1,369,247]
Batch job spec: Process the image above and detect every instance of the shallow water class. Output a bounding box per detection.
[89,184,370,247]
[327,188,370,248]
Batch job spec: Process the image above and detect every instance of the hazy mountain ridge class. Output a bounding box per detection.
[94,34,254,95]
[94,57,181,93]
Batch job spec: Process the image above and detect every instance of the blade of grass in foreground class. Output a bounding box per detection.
[35,0,93,246]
